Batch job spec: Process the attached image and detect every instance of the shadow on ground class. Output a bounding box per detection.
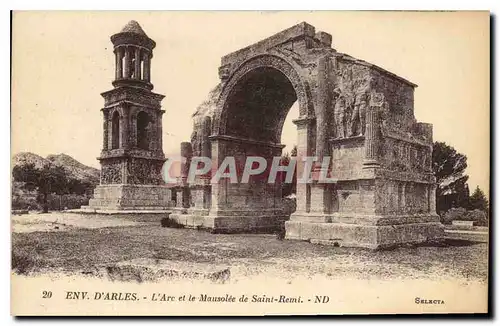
[415,238,486,248]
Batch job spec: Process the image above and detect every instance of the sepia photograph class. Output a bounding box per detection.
[10,10,490,316]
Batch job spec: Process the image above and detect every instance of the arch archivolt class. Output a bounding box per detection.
[213,54,315,137]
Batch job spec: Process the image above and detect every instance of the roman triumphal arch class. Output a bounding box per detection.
[168,22,444,248]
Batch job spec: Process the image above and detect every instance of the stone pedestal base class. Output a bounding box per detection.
[169,207,209,229]
[285,214,444,249]
[84,184,173,211]
[203,213,288,233]
[170,208,287,233]
[169,213,206,228]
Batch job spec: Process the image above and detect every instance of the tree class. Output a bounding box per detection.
[469,186,489,212]
[432,141,470,214]
[13,163,69,213]
[67,178,93,196]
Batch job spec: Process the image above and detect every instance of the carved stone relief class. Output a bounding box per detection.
[101,160,123,184]
[331,60,371,139]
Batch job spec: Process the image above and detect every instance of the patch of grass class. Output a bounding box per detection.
[11,245,48,275]
[12,252,37,275]
[11,225,489,282]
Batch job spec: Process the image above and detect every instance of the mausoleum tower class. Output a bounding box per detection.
[85,20,172,211]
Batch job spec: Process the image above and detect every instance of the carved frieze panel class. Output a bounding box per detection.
[381,137,433,174]
[101,159,123,184]
[127,158,164,185]
[331,60,371,139]
[369,69,416,135]
[102,88,164,109]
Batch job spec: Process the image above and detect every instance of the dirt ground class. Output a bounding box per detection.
[11,213,489,284]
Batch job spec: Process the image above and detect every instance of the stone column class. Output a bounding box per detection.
[208,138,226,214]
[130,114,137,148]
[394,182,400,213]
[363,93,382,168]
[314,55,331,164]
[157,111,165,152]
[401,182,408,214]
[196,116,212,210]
[429,184,437,214]
[143,52,150,82]
[199,117,212,178]
[424,185,429,213]
[121,160,128,184]
[123,47,131,79]
[108,114,115,150]
[118,113,125,149]
[150,113,158,151]
[180,142,193,182]
[175,187,183,208]
[134,48,141,80]
[310,55,333,216]
[290,116,315,216]
[122,106,130,149]
[102,110,109,150]
[406,183,414,214]
[115,47,123,80]
[180,142,193,209]
[398,182,406,214]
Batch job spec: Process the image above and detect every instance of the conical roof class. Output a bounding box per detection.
[111,20,155,49]
[120,20,148,37]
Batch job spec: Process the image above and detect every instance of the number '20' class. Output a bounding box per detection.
[42,291,52,299]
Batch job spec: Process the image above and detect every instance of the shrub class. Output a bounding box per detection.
[160,216,184,229]
[282,196,297,216]
[466,209,488,227]
[47,194,91,211]
[441,207,467,224]
[11,196,40,211]
[442,207,489,227]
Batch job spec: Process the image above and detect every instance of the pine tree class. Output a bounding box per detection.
[432,141,470,213]
[469,186,489,212]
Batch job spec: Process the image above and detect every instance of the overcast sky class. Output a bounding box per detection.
[12,11,489,193]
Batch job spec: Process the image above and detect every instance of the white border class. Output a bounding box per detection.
[2,1,497,324]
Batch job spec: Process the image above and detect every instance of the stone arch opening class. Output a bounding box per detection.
[208,56,314,231]
[223,66,298,144]
[137,111,150,150]
[223,66,299,199]
[111,110,120,149]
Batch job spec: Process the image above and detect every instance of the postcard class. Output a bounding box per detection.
[11,11,490,315]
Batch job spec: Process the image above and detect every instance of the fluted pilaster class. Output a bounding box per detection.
[123,47,131,79]
[143,52,150,82]
[363,93,382,168]
[115,47,123,80]
[102,110,109,150]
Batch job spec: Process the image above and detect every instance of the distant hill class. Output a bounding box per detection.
[12,152,100,185]
[12,152,101,210]
[12,152,47,169]
[46,153,100,185]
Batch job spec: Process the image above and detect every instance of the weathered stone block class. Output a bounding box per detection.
[86,184,173,211]
[285,219,444,249]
